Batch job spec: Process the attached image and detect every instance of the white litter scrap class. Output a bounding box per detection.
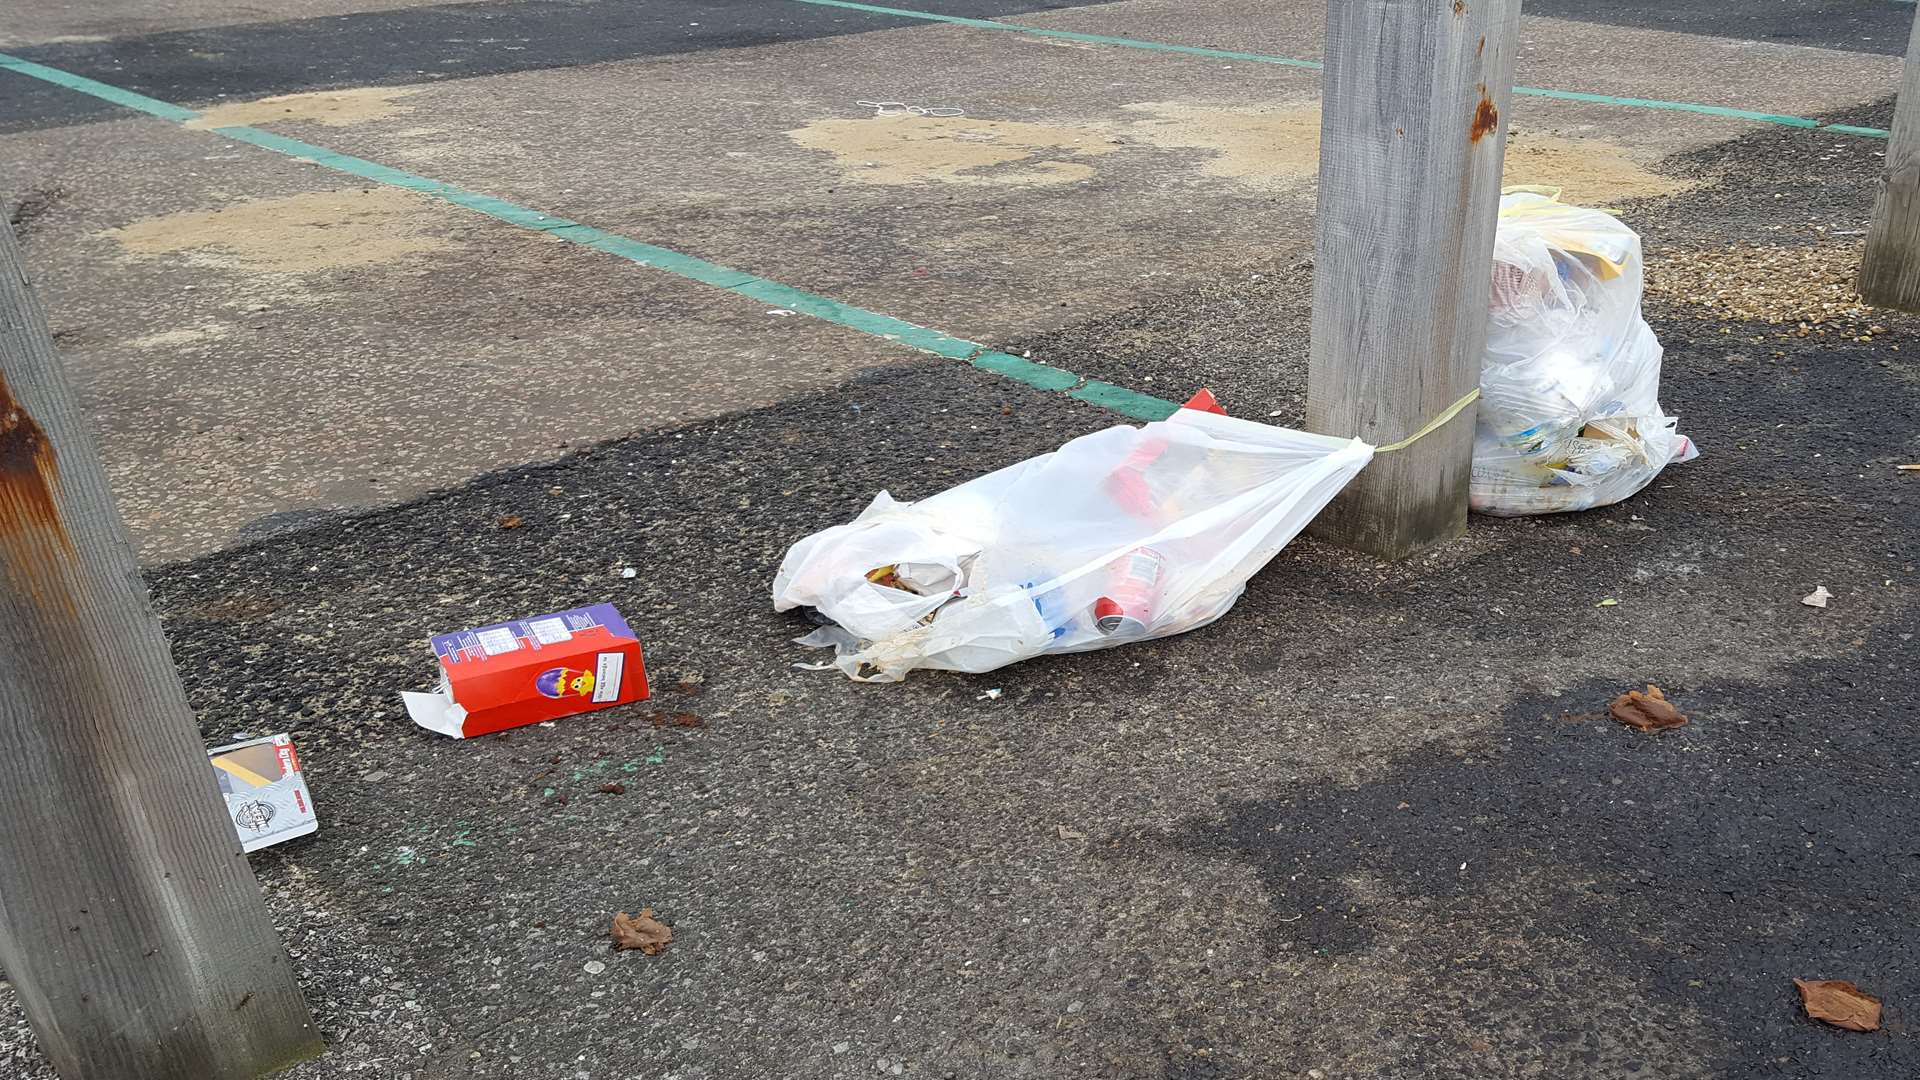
[856,99,965,117]
[772,408,1371,681]
[1472,190,1698,515]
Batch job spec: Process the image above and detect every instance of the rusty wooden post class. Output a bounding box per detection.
[1305,0,1520,558]
[0,221,322,1078]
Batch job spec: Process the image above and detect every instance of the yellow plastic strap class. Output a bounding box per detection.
[1373,387,1481,453]
[1500,184,1564,200]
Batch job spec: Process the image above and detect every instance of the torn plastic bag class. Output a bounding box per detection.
[772,407,1372,681]
[1472,189,1698,516]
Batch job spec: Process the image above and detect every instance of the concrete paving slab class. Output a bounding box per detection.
[967,0,1905,120]
[3,115,929,560]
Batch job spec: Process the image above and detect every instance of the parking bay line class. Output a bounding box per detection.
[787,0,1892,140]
[0,51,1181,423]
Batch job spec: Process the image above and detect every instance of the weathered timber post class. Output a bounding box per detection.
[1305,0,1520,558]
[0,221,321,1078]
[1859,10,1920,309]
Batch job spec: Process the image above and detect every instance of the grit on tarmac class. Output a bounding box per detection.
[2,0,1917,1077]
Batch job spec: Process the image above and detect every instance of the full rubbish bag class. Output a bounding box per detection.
[1472,189,1697,515]
[772,400,1372,681]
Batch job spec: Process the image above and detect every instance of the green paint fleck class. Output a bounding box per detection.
[1068,379,1180,421]
[646,749,666,766]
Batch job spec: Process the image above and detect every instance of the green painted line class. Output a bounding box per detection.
[1505,87,1822,130]
[0,50,1182,420]
[971,350,1079,391]
[0,51,202,123]
[788,0,1890,139]
[1068,379,1180,421]
[215,125,590,228]
[1821,123,1892,138]
[793,0,1320,67]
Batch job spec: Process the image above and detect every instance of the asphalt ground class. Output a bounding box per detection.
[2,1,1918,1078]
[1523,0,1917,56]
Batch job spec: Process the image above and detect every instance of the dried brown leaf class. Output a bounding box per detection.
[1795,979,1881,1032]
[498,514,524,530]
[1610,684,1688,732]
[611,909,673,955]
[597,782,626,795]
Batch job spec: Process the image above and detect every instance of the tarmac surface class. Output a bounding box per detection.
[2,1,1918,1078]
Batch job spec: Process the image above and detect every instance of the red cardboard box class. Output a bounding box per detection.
[401,603,649,738]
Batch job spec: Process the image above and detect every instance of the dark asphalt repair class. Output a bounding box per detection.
[0,0,1116,134]
[1524,0,1917,57]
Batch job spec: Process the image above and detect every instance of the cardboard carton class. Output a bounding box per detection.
[209,733,318,852]
[402,603,649,738]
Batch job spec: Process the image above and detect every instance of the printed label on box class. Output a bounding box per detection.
[209,733,318,853]
[475,626,520,655]
[592,652,623,703]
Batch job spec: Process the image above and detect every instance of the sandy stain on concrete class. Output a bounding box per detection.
[107,189,457,275]
[792,106,1689,203]
[1121,102,1696,203]
[130,324,233,350]
[185,86,424,130]
[1121,102,1324,184]
[787,114,1119,186]
[1500,132,1696,203]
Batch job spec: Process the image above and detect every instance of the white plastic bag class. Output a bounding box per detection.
[773,408,1372,681]
[1472,190,1697,516]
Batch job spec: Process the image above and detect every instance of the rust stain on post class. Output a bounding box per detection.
[1470,87,1499,142]
[0,373,61,527]
[0,371,77,611]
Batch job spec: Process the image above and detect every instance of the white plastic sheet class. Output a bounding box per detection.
[773,408,1372,681]
[1472,190,1697,515]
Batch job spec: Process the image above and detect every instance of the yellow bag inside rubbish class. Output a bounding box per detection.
[1472,190,1697,516]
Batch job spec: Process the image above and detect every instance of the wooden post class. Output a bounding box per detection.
[1858,10,1920,310]
[1305,0,1519,558]
[0,224,321,1077]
